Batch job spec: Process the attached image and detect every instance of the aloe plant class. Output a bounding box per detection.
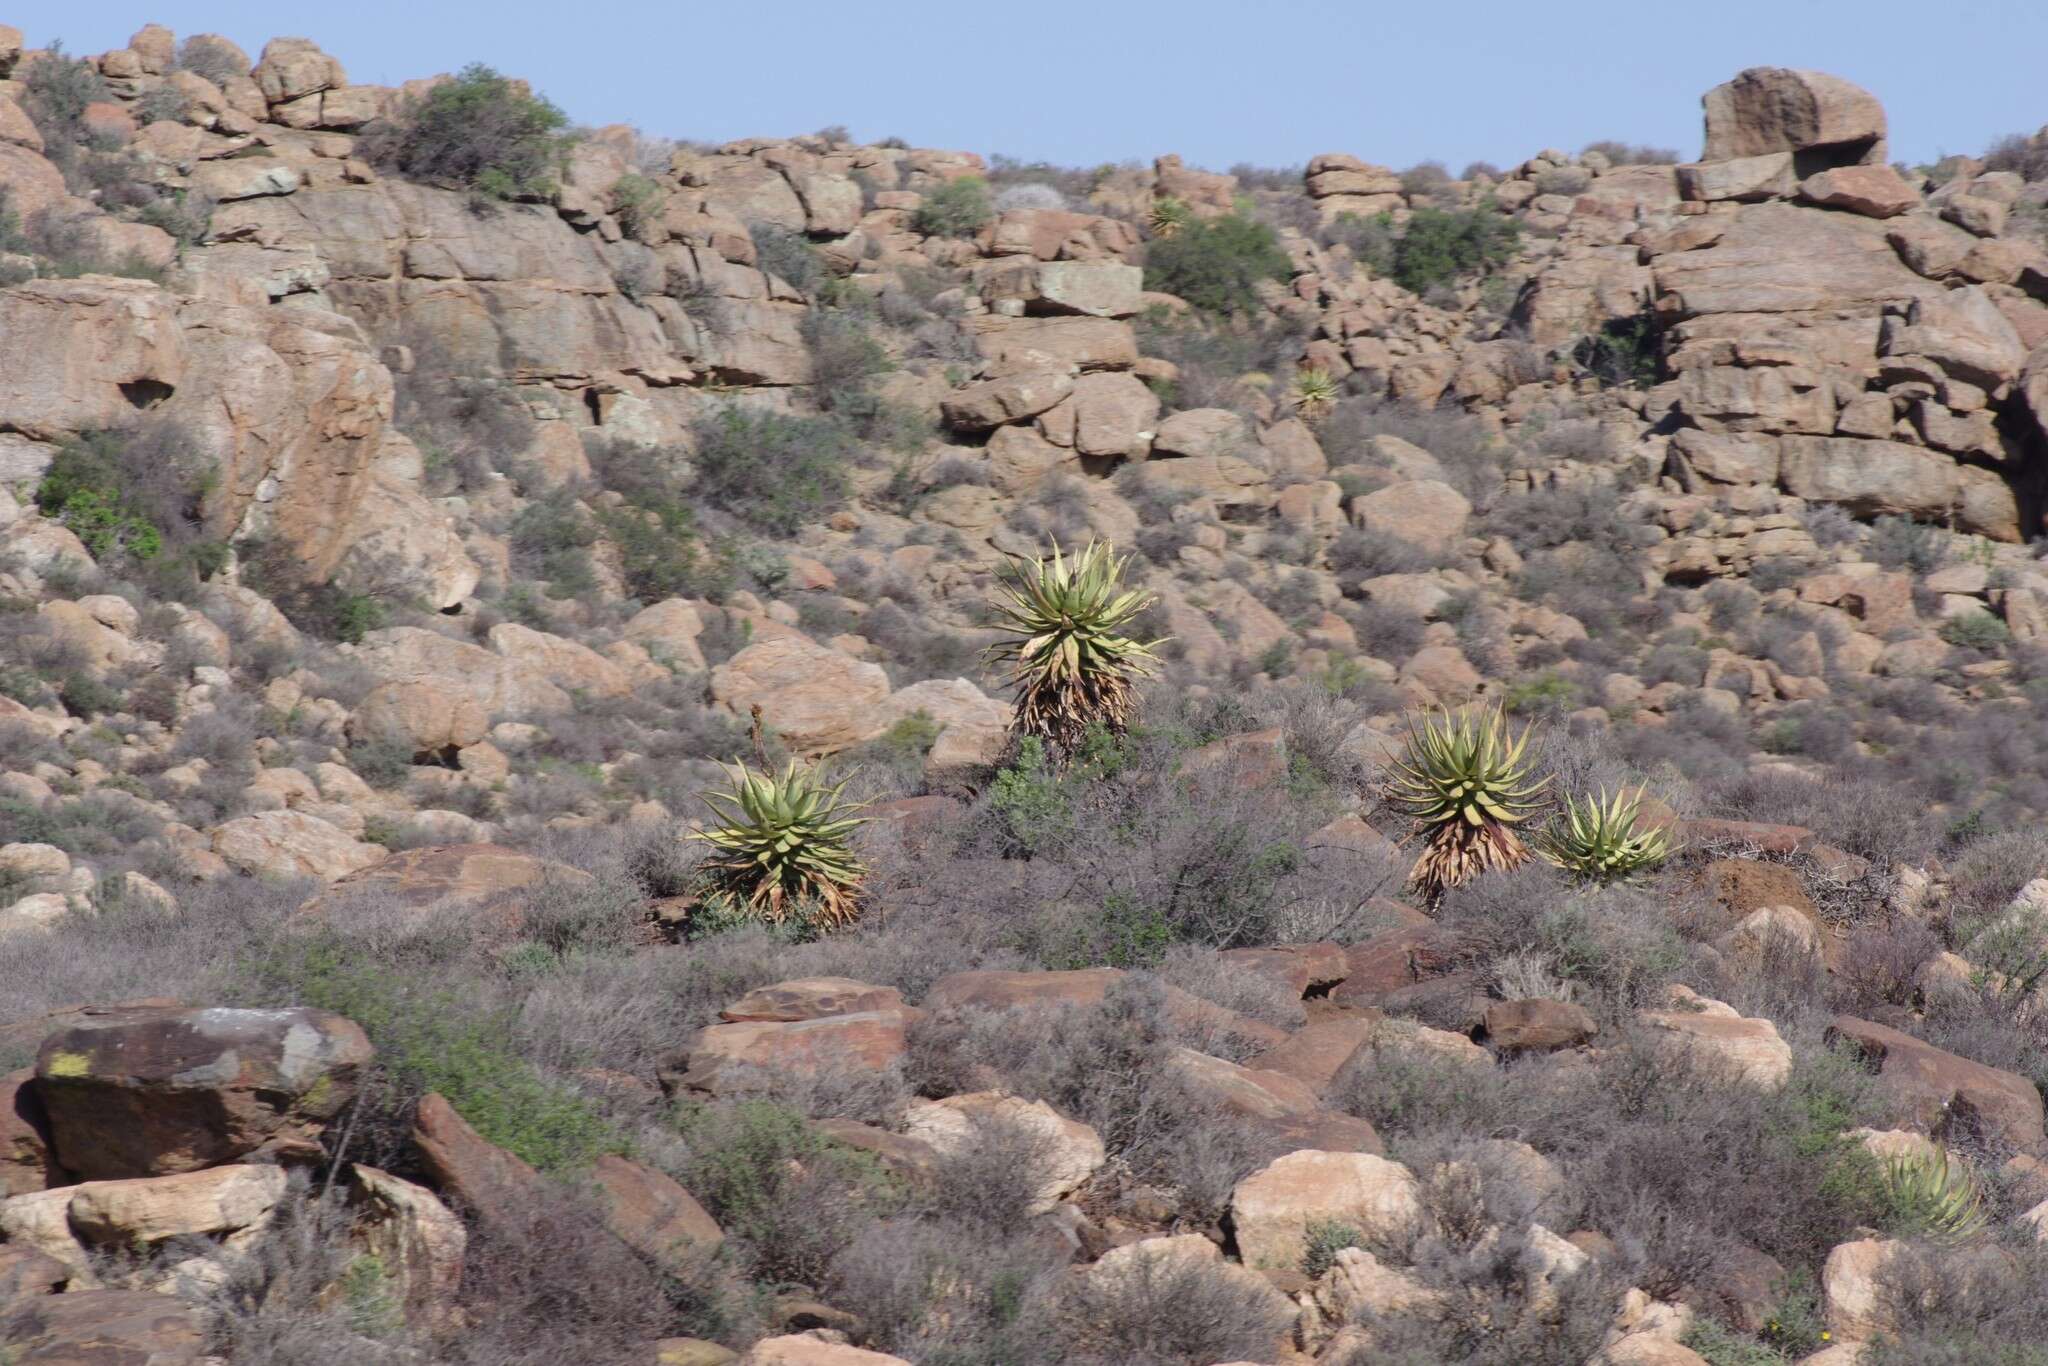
[986,539,1164,759]
[1386,703,1548,901]
[690,760,869,928]
[1537,786,1673,885]
[1881,1148,1986,1244]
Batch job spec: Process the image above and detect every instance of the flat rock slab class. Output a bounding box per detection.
[719,978,907,1024]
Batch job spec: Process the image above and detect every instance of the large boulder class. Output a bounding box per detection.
[34,1005,372,1178]
[346,1164,468,1330]
[348,679,488,759]
[672,1011,917,1095]
[709,636,892,754]
[0,279,185,441]
[1829,1015,2045,1148]
[66,1163,289,1248]
[1639,987,1792,1089]
[900,1092,1104,1212]
[210,809,389,881]
[1701,68,1887,170]
[1228,1149,1423,1270]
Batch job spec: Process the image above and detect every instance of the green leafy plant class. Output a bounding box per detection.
[1537,786,1674,884]
[360,63,568,201]
[691,760,870,929]
[1142,213,1291,315]
[1386,703,1548,901]
[1387,205,1522,295]
[1301,1220,1366,1278]
[987,540,1164,759]
[913,175,993,238]
[1880,1147,1987,1244]
[1941,610,2011,652]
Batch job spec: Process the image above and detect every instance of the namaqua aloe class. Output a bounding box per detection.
[1386,703,1547,902]
[987,539,1164,760]
[691,760,869,928]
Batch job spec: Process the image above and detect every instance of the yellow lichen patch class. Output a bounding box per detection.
[42,1050,93,1078]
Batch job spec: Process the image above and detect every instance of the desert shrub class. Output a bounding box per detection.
[1400,160,1454,197]
[1983,129,2048,182]
[394,341,537,496]
[748,222,826,295]
[1868,516,1946,574]
[33,424,224,584]
[358,63,568,200]
[993,181,1067,212]
[801,308,894,418]
[236,537,394,644]
[1582,140,1682,165]
[1387,205,1522,295]
[1142,213,1291,315]
[826,1219,1064,1363]
[1573,309,1663,388]
[1039,1240,1293,1366]
[1862,1240,2048,1364]
[913,175,993,238]
[687,406,857,537]
[240,933,619,1173]
[1322,209,1399,277]
[1132,308,1307,412]
[175,34,249,85]
[670,1099,896,1285]
[1940,610,2010,652]
[1328,525,1440,578]
[19,45,109,152]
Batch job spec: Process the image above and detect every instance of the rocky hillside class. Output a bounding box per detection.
[8,20,2048,1366]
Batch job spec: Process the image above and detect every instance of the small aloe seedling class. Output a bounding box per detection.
[1537,786,1673,885]
[691,760,869,928]
[1386,703,1548,902]
[1290,367,1339,419]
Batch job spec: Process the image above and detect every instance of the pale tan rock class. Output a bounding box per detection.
[1152,407,1251,460]
[348,1165,467,1329]
[210,810,388,882]
[67,1165,288,1246]
[940,370,1074,430]
[252,37,345,104]
[1822,1237,1901,1341]
[1350,479,1471,553]
[0,279,184,442]
[738,1335,911,1366]
[1229,1150,1424,1269]
[349,680,487,757]
[1640,986,1792,1089]
[709,637,892,754]
[1678,153,1794,203]
[968,314,1137,376]
[624,599,708,671]
[488,623,631,700]
[901,1093,1104,1212]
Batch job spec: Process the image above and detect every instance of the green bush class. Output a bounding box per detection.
[688,407,857,537]
[33,428,223,581]
[1141,213,1291,315]
[1941,610,2011,652]
[581,439,735,602]
[1388,205,1522,295]
[243,936,619,1172]
[912,175,992,238]
[359,63,568,200]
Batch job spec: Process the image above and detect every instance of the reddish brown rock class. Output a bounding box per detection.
[411,1091,542,1228]
[0,1288,204,1363]
[1329,926,1458,1005]
[34,1006,372,1179]
[1676,819,1815,854]
[1252,1014,1383,1095]
[719,978,908,1023]
[1482,998,1599,1052]
[1798,165,1918,218]
[922,969,1286,1050]
[1219,943,1349,999]
[588,1153,723,1270]
[0,1068,61,1196]
[674,1011,917,1095]
[1829,1015,2046,1148]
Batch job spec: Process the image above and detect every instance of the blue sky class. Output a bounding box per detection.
[13,0,2048,172]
